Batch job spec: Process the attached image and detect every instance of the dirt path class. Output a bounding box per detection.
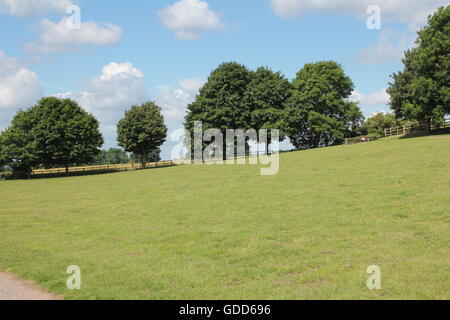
[0,272,61,300]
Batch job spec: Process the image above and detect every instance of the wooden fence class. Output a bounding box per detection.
[2,120,449,177]
[384,120,450,138]
[1,151,277,177]
[1,160,175,177]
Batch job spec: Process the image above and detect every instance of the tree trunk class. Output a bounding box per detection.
[223,143,227,161]
[312,133,321,149]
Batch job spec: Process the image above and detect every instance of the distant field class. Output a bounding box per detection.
[1,135,449,299]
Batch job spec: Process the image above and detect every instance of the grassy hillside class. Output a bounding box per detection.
[1,135,449,299]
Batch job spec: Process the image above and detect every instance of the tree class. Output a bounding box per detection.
[93,148,130,165]
[0,97,104,176]
[0,110,40,178]
[364,112,401,138]
[130,148,161,164]
[117,102,167,167]
[32,97,104,172]
[286,61,364,149]
[185,62,253,160]
[387,6,450,130]
[244,67,292,154]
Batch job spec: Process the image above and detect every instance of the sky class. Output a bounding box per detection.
[0,0,448,159]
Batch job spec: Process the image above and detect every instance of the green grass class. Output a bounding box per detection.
[1,135,449,300]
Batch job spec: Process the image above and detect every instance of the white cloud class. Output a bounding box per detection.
[0,70,42,112]
[351,88,389,106]
[155,77,204,122]
[178,77,204,94]
[0,51,43,129]
[370,110,388,117]
[0,0,72,17]
[56,69,203,149]
[55,62,149,146]
[156,88,192,120]
[158,0,226,40]
[154,77,204,160]
[350,88,391,117]
[0,51,21,74]
[270,0,448,24]
[0,51,43,114]
[358,29,415,64]
[56,62,148,111]
[27,17,123,54]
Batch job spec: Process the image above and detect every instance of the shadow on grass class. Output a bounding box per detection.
[399,127,450,140]
[2,164,177,181]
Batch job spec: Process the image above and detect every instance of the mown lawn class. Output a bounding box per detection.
[0,135,449,300]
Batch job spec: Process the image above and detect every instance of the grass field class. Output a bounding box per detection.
[1,135,449,300]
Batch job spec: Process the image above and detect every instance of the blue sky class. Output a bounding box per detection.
[0,0,447,159]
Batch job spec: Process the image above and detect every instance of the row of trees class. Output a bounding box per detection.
[183,5,449,156]
[92,148,161,166]
[185,61,364,157]
[0,98,167,178]
[1,6,447,177]
[2,58,362,177]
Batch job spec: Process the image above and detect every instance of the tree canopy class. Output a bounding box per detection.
[0,97,103,177]
[0,109,40,177]
[364,112,402,138]
[387,6,450,129]
[244,67,292,153]
[185,62,253,159]
[117,102,167,166]
[286,61,364,149]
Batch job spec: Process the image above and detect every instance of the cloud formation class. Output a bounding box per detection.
[358,29,415,64]
[351,88,389,106]
[55,62,149,145]
[0,52,43,124]
[27,17,123,54]
[155,77,203,121]
[154,77,204,160]
[0,0,72,17]
[270,0,448,24]
[0,52,43,129]
[158,0,226,40]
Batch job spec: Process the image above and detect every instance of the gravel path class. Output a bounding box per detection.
[0,272,61,300]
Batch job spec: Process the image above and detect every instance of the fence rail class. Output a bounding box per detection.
[1,160,175,177]
[384,120,450,138]
[1,152,277,178]
[2,120,449,178]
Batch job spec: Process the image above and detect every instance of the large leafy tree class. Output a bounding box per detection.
[32,97,104,172]
[0,97,104,176]
[184,62,253,160]
[117,102,167,167]
[244,67,292,154]
[0,110,40,177]
[387,6,450,129]
[286,61,363,149]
